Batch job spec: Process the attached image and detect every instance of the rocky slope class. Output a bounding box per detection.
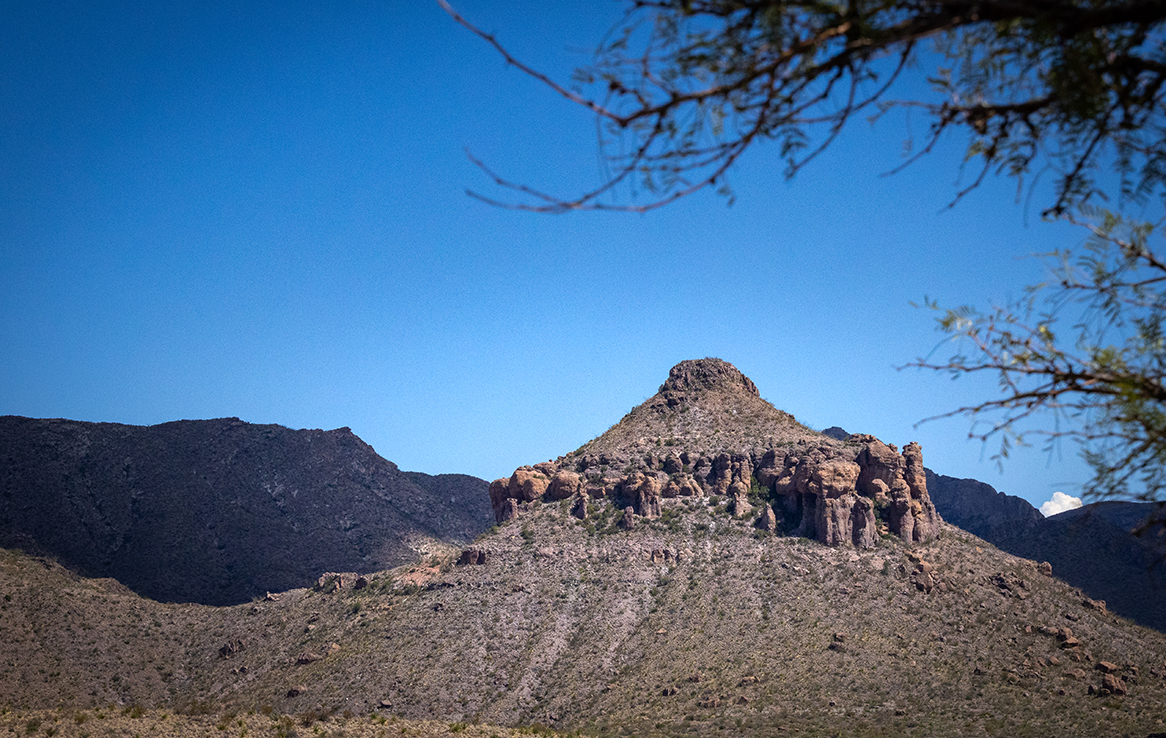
[0,416,492,605]
[489,359,941,549]
[929,468,1166,632]
[4,511,1166,737]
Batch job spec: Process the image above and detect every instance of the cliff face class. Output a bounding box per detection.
[0,416,492,605]
[489,359,941,548]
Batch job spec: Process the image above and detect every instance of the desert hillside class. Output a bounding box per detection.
[2,360,1165,737]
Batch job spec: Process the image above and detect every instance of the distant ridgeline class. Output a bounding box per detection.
[488,358,942,548]
[925,469,1166,633]
[0,416,492,605]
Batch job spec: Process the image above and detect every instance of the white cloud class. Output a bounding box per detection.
[1039,491,1083,517]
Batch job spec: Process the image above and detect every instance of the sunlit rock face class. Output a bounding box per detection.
[489,358,941,547]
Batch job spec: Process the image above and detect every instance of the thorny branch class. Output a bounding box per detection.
[440,0,1166,214]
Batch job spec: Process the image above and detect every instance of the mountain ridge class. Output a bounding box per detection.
[0,415,492,605]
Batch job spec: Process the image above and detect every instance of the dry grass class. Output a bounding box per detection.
[0,707,563,738]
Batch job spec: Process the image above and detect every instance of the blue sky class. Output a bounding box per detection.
[1,0,1105,510]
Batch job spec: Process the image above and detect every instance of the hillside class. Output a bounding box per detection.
[928,470,1166,633]
[0,416,492,605]
[4,514,1166,736]
[3,359,1165,737]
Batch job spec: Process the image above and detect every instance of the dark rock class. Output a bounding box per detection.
[0,416,492,606]
[754,505,777,532]
[218,639,245,659]
[571,494,588,520]
[458,549,488,566]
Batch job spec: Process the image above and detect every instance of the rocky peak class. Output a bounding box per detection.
[489,359,942,549]
[659,358,760,397]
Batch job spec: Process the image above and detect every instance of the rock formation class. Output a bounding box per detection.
[488,359,941,548]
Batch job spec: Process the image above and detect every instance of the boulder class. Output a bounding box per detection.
[571,494,588,520]
[754,505,777,532]
[546,471,582,501]
[1101,672,1127,696]
[508,468,550,502]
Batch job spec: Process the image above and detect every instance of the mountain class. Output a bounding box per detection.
[928,468,1166,632]
[925,470,1045,539]
[488,358,941,549]
[0,416,492,605]
[3,360,1166,737]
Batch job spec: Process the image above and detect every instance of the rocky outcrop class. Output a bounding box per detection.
[492,436,940,548]
[457,548,488,566]
[485,360,942,548]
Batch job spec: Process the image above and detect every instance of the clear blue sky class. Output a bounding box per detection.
[1,0,1102,511]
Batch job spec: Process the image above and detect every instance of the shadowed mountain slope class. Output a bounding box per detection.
[0,416,492,605]
[928,470,1166,632]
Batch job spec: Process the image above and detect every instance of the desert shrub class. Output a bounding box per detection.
[299,709,322,727]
